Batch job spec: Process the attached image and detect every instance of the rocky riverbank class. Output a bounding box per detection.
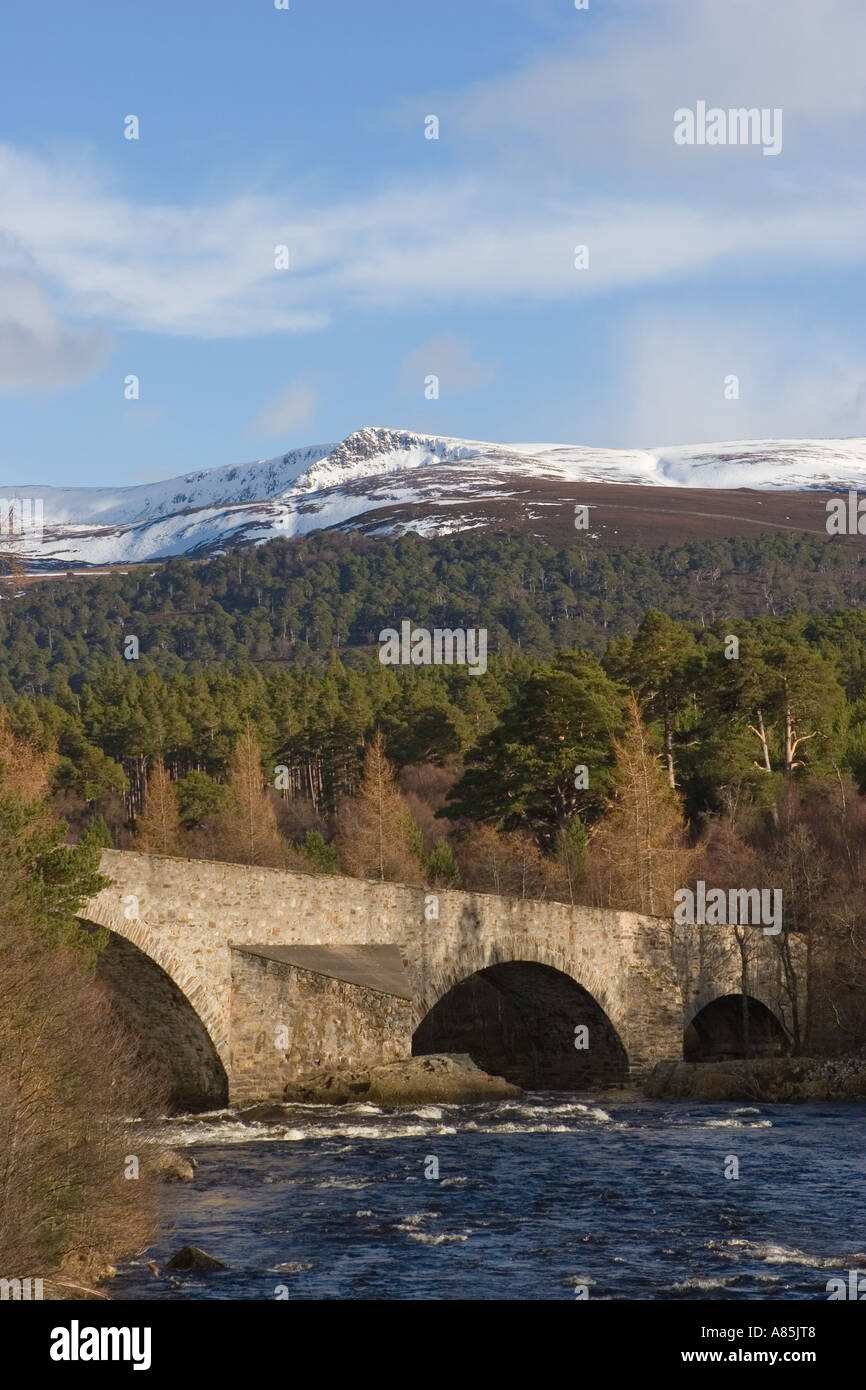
[38,1146,196,1299]
[646,1055,866,1102]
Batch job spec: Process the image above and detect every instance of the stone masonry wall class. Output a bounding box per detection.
[229,947,413,1103]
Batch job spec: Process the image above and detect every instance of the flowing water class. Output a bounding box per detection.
[112,1096,866,1301]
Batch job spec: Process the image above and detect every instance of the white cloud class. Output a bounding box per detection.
[251,379,319,437]
[0,276,109,391]
[450,0,866,176]
[0,143,864,347]
[0,146,328,339]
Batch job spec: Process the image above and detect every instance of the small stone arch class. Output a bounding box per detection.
[685,988,791,1061]
[684,982,788,1036]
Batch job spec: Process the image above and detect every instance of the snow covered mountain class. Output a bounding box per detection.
[4,427,866,569]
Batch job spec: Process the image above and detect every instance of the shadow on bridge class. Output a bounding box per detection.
[412,960,629,1088]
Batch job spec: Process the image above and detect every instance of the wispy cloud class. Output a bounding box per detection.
[614,306,866,445]
[397,333,497,397]
[1,146,864,344]
[449,0,866,177]
[250,379,320,437]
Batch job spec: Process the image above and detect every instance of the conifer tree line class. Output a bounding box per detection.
[87,665,866,1051]
[3,526,866,693]
[5,602,866,837]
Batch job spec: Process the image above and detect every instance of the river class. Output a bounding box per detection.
[112,1095,866,1301]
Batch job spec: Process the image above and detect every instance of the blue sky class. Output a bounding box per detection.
[1,0,865,487]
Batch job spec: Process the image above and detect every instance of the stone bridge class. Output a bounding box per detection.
[82,850,806,1108]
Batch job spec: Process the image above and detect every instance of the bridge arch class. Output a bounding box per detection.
[684,981,789,1034]
[684,988,791,1061]
[416,934,625,1036]
[81,850,806,1101]
[79,909,229,1110]
[413,942,630,1087]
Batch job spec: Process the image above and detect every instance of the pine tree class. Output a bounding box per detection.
[175,770,227,827]
[765,639,845,778]
[0,714,107,952]
[80,813,114,850]
[336,731,423,884]
[553,814,588,904]
[620,609,700,788]
[425,839,461,888]
[135,756,181,856]
[298,830,339,874]
[442,652,623,843]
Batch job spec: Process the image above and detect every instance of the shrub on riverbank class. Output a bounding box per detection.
[0,719,164,1285]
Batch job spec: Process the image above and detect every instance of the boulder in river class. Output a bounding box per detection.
[164,1246,227,1272]
[284,1053,522,1107]
[283,1066,376,1105]
[146,1149,196,1182]
[237,1103,295,1125]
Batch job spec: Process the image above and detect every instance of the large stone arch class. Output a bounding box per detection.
[80,903,229,1109]
[415,933,627,1042]
[413,936,632,1086]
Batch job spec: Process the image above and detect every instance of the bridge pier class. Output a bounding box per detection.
[228,944,414,1105]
